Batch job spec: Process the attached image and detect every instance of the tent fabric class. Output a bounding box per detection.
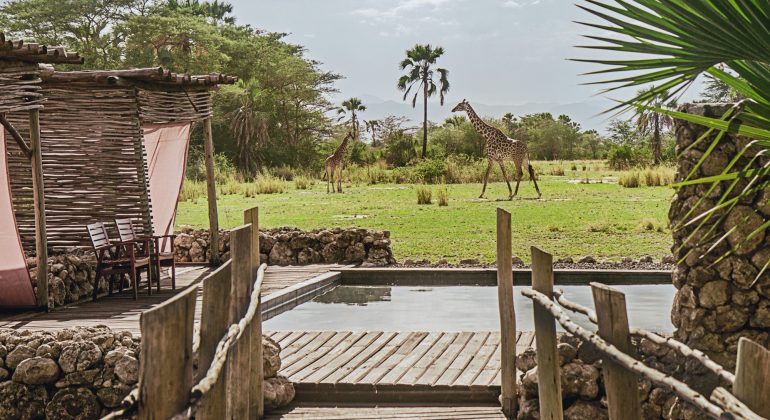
[142,123,192,251]
[0,128,37,308]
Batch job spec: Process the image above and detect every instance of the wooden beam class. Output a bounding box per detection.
[591,283,642,420]
[227,225,254,418]
[733,337,770,418]
[29,109,48,309]
[203,117,220,266]
[243,208,263,418]
[0,113,31,158]
[496,208,517,417]
[244,207,260,272]
[531,247,563,420]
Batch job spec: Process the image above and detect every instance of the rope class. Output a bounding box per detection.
[552,289,735,384]
[521,288,724,419]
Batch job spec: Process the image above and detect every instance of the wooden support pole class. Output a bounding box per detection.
[733,337,770,418]
[197,262,232,420]
[243,208,263,418]
[531,247,563,419]
[29,109,48,309]
[226,225,254,418]
[137,285,197,419]
[590,283,641,420]
[203,117,220,266]
[496,208,517,417]
[0,113,31,158]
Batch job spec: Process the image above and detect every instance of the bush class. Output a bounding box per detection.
[416,185,432,204]
[294,176,313,190]
[619,171,641,188]
[607,145,652,170]
[413,159,447,184]
[180,180,205,201]
[436,186,449,206]
[249,173,287,195]
[550,166,565,176]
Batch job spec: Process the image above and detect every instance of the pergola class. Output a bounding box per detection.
[1,33,236,309]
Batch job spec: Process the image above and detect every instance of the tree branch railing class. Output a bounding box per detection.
[518,246,770,420]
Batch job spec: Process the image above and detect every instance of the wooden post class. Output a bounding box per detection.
[496,208,517,417]
[531,247,563,419]
[226,224,254,418]
[243,208,264,418]
[203,117,220,266]
[733,337,770,418]
[29,109,48,309]
[197,262,232,420]
[137,285,197,419]
[591,282,642,420]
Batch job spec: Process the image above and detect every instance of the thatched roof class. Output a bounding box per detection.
[0,33,83,64]
[44,67,238,88]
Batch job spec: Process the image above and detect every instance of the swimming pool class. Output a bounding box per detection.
[264,284,676,332]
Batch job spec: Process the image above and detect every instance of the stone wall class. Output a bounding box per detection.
[0,326,294,419]
[174,227,396,267]
[669,103,770,390]
[27,253,100,309]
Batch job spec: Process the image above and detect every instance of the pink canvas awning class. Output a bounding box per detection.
[143,123,192,250]
[0,128,37,308]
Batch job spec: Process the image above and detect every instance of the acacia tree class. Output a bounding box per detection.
[397,44,450,158]
[221,79,270,175]
[634,87,674,165]
[364,119,381,147]
[337,97,366,139]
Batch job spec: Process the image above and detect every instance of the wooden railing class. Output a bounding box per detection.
[494,207,770,419]
[104,207,265,419]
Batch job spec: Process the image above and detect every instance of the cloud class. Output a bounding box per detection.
[502,1,522,8]
[502,0,540,8]
[351,0,455,22]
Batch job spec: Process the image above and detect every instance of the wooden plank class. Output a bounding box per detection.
[733,337,770,418]
[416,332,473,385]
[284,332,353,377]
[324,332,397,384]
[197,262,232,420]
[244,207,260,269]
[29,109,48,309]
[435,332,489,386]
[280,332,321,359]
[591,283,642,420]
[496,208,516,416]
[270,331,291,343]
[202,116,219,266]
[454,332,499,386]
[265,405,506,420]
[531,247,563,419]
[377,332,442,385]
[343,332,412,383]
[472,341,501,386]
[400,332,456,385]
[137,284,197,419]
[362,332,429,384]
[244,209,263,418]
[301,332,381,383]
[281,331,336,370]
[226,225,254,419]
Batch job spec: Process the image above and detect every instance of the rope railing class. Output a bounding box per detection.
[552,289,736,385]
[173,263,267,420]
[521,288,725,419]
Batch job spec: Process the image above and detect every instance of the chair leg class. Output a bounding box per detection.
[130,268,138,300]
[171,260,176,290]
[146,266,152,296]
[108,274,114,296]
[156,260,161,293]
[93,267,102,301]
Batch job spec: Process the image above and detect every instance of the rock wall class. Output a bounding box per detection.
[516,336,699,419]
[174,227,396,267]
[27,253,100,309]
[0,327,294,419]
[669,103,770,389]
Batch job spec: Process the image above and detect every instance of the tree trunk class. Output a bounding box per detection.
[422,80,428,159]
[653,114,661,165]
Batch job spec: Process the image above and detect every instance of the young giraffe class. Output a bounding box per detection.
[324,131,353,193]
[452,99,541,199]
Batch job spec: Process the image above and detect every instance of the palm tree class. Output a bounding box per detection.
[226,79,269,175]
[364,119,381,147]
[397,44,450,158]
[634,87,674,165]
[337,97,366,139]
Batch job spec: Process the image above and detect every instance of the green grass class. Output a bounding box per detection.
[176,170,674,263]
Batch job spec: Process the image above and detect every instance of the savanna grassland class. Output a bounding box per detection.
[176,162,675,263]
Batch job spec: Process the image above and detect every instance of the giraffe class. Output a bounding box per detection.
[324,131,353,193]
[452,99,542,199]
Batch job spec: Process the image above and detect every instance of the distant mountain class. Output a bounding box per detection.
[348,95,616,132]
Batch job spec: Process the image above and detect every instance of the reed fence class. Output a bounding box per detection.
[103,207,265,419]
[494,208,770,419]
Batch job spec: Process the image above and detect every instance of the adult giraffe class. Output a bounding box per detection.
[452,99,542,199]
[324,131,353,193]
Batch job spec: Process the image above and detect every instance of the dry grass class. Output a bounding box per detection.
[436,186,449,206]
[416,185,432,205]
[619,171,641,188]
[250,173,287,196]
[294,176,313,190]
[619,166,675,188]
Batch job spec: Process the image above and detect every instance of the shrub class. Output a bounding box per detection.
[416,185,432,204]
[619,171,641,188]
[294,176,313,190]
[570,164,577,171]
[250,173,286,195]
[413,159,447,184]
[607,145,652,170]
[180,180,205,202]
[436,186,449,206]
[550,166,565,176]
[272,165,296,181]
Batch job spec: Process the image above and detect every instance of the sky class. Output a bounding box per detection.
[228,0,700,130]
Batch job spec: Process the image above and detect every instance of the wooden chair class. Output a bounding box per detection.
[115,218,176,292]
[87,222,152,300]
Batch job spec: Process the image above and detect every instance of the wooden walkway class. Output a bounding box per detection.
[266,405,506,419]
[268,330,535,404]
[0,264,341,335]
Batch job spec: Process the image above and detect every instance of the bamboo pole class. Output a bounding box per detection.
[29,109,48,309]
[531,247,562,419]
[496,208,517,417]
[203,117,219,266]
[243,208,264,418]
[733,337,770,418]
[710,387,764,420]
[590,283,642,420]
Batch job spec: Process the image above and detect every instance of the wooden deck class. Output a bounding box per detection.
[268,330,535,404]
[266,404,506,419]
[0,264,342,335]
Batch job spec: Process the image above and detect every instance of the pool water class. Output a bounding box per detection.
[264,285,676,333]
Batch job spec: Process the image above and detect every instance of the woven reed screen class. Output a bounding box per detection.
[137,88,213,124]
[0,65,44,113]
[5,85,152,252]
